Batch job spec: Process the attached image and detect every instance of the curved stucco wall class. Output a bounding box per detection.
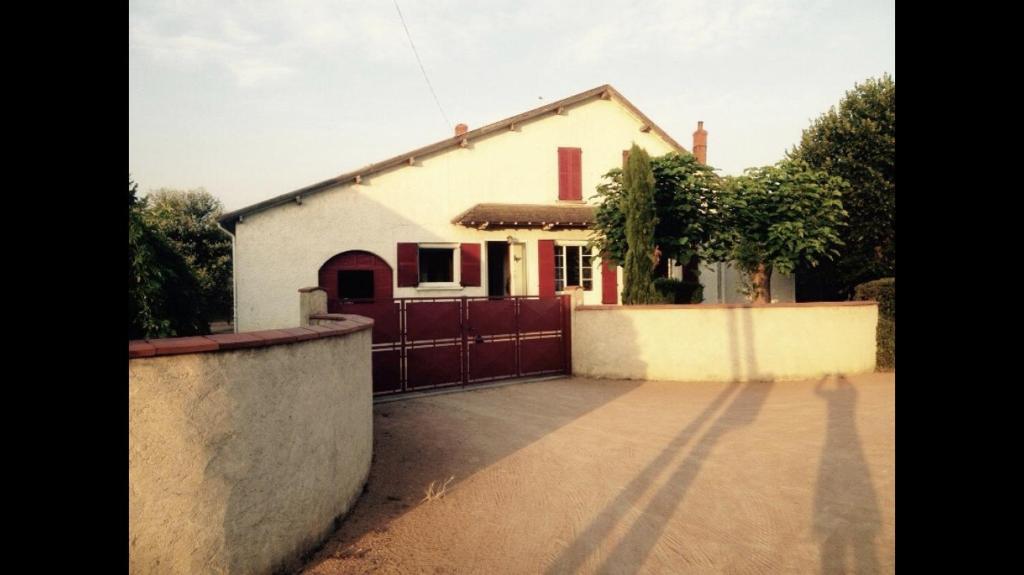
[129,326,372,574]
[572,302,878,382]
[233,97,679,331]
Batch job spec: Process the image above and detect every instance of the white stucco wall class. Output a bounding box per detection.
[572,302,878,382]
[232,97,679,331]
[129,327,372,574]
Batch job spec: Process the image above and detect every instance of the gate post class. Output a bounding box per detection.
[461,296,470,386]
[298,287,327,326]
[561,287,584,375]
[560,292,574,375]
[514,297,521,377]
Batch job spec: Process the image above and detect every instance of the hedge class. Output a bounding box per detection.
[854,278,894,369]
[653,278,704,304]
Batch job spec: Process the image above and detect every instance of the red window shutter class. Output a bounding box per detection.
[558,147,582,201]
[538,240,555,297]
[601,260,618,304]
[460,243,481,286]
[558,148,569,200]
[570,149,582,200]
[397,243,419,287]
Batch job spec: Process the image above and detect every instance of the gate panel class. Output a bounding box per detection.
[469,340,517,381]
[519,298,562,333]
[468,299,516,336]
[406,300,462,341]
[407,345,462,389]
[363,295,569,396]
[372,350,402,394]
[519,337,564,375]
[339,301,400,344]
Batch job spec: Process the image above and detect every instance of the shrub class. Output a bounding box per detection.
[876,317,895,369]
[854,277,894,319]
[854,277,894,369]
[129,178,209,339]
[653,278,704,304]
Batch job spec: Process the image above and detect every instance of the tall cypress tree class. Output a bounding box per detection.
[622,144,659,304]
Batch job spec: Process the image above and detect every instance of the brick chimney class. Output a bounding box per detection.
[692,121,707,164]
[455,123,468,136]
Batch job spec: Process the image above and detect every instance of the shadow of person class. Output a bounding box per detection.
[813,375,882,574]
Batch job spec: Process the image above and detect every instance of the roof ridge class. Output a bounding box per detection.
[219,84,684,232]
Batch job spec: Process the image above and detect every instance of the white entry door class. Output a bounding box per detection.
[510,243,527,296]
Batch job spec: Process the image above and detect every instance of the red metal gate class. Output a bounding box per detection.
[337,295,571,396]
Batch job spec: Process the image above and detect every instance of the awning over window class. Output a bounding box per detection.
[452,203,595,230]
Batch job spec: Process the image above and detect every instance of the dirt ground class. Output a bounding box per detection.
[300,373,895,574]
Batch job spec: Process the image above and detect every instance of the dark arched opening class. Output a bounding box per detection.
[318,250,393,312]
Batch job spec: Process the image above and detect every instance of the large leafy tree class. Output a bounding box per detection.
[591,151,720,277]
[710,160,849,303]
[620,144,660,304]
[142,189,233,321]
[128,177,207,338]
[129,177,163,337]
[789,75,895,300]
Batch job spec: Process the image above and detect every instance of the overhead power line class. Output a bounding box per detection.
[392,0,451,130]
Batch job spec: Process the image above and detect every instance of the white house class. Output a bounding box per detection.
[219,84,793,332]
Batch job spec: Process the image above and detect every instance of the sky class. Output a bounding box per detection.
[129,0,895,212]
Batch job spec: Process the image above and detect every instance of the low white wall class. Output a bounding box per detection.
[129,319,373,574]
[572,302,877,382]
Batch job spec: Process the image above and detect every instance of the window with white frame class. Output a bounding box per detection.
[555,243,593,291]
[417,243,461,287]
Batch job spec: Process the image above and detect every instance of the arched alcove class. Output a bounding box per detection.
[318,250,393,312]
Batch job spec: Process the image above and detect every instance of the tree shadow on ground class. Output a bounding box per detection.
[300,287,649,573]
[543,379,775,574]
[545,304,774,573]
[595,379,774,573]
[300,376,645,571]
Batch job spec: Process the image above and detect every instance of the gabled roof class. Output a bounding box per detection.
[219,84,685,233]
[452,203,595,230]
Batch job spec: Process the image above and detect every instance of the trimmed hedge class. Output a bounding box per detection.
[854,278,894,369]
[653,278,704,304]
[854,278,894,319]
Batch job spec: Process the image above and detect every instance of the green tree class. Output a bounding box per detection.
[129,177,207,338]
[620,144,660,304]
[592,151,720,276]
[789,75,895,300]
[142,189,233,321]
[710,160,848,303]
[129,176,162,337]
